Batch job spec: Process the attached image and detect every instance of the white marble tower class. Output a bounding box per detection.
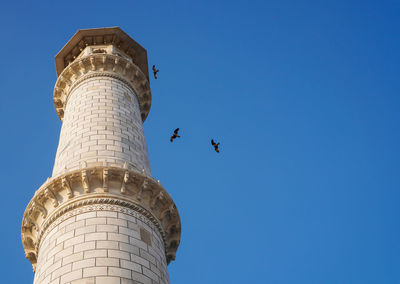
[21,27,181,284]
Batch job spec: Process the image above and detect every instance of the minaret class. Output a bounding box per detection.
[21,27,181,284]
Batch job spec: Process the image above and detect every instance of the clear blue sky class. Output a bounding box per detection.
[0,0,399,283]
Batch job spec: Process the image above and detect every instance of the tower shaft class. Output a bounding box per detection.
[52,74,151,177]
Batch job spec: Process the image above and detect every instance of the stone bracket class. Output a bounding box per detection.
[81,170,90,193]
[62,177,73,199]
[103,168,109,192]
[44,187,58,208]
[121,171,129,194]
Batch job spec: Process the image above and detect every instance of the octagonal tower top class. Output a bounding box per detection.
[55,27,149,80]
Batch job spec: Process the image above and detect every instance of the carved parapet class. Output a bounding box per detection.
[53,52,152,122]
[21,166,181,270]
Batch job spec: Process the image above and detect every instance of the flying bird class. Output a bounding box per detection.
[170,128,180,142]
[211,139,220,153]
[152,65,159,79]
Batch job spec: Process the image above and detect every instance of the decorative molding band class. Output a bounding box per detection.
[21,166,181,271]
[41,198,160,242]
[53,53,152,122]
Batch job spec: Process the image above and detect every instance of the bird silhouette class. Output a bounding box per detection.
[211,139,220,153]
[170,128,180,142]
[152,65,159,79]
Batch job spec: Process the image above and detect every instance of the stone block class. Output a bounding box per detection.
[75,225,96,236]
[107,217,127,227]
[97,224,118,233]
[95,257,119,267]
[85,232,107,242]
[60,269,83,284]
[131,254,150,268]
[84,249,107,259]
[51,263,72,280]
[83,266,107,277]
[142,267,159,282]
[108,249,130,260]
[108,267,131,279]
[86,217,107,226]
[62,252,84,266]
[96,240,119,250]
[54,245,74,261]
[74,241,96,253]
[131,271,152,284]
[65,220,86,232]
[120,259,141,272]
[108,232,129,243]
[119,243,140,255]
[76,212,96,221]
[71,278,95,284]
[95,276,120,284]
[119,227,140,239]
[64,235,85,248]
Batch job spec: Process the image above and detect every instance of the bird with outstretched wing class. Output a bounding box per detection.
[211,139,220,153]
[170,128,180,142]
[152,65,159,79]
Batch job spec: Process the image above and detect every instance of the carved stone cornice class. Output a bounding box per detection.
[21,167,181,271]
[53,53,152,122]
